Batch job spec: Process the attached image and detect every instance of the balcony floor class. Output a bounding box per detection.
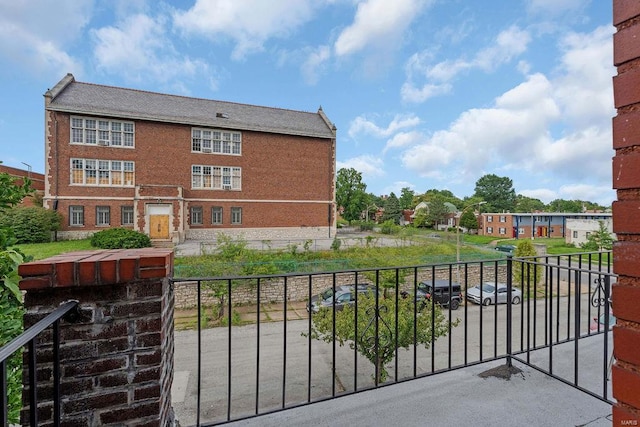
[223,358,612,427]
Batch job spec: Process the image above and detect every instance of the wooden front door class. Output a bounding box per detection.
[149,215,170,239]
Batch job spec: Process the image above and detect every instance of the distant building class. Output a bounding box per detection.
[478,212,612,239]
[0,164,45,207]
[565,218,614,246]
[43,74,337,242]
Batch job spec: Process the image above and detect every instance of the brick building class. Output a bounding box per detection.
[44,74,337,243]
[612,1,640,423]
[0,164,45,207]
[478,212,612,239]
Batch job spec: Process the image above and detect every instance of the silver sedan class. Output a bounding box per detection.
[466,283,522,306]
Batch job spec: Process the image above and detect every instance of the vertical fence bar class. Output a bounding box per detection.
[493,261,498,358]
[548,268,554,375]
[227,279,233,420]
[430,266,435,373]
[574,270,581,386]
[197,281,202,426]
[1,360,7,427]
[394,268,399,381]
[28,339,37,426]
[603,275,611,401]
[506,256,512,367]
[463,264,468,366]
[555,265,561,343]
[256,278,261,413]
[567,256,572,341]
[412,267,418,378]
[53,319,61,427]
[447,265,453,370]
[331,273,337,396]
[282,276,288,408]
[375,270,380,386]
[479,262,484,361]
[307,275,313,402]
[354,272,359,390]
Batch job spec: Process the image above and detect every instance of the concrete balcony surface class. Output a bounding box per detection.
[224,358,612,427]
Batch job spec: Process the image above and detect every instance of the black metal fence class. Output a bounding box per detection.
[171,252,615,426]
[0,300,79,427]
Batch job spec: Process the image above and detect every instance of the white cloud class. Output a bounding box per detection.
[334,0,430,57]
[397,24,614,204]
[337,155,385,179]
[0,0,90,77]
[382,181,416,196]
[301,45,331,85]
[402,25,531,103]
[91,14,214,88]
[519,188,558,204]
[173,0,317,60]
[526,0,585,16]
[383,131,424,153]
[348,114,421,139]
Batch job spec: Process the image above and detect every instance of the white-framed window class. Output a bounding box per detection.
[96,206,110,226]
[518,228,525,235]
[499,227,506,235]
[487,215,493,222]
[69,206,84,226]
[499,216,506,222]
[231,207,242,224]
[191,206,203,225]
[486,227,493,233]
[71,116,134,147]
[71,158,134,187]
[212,207,223,225]
[191,165,242,190]
[121,206,134,226]
[192,128,241,155]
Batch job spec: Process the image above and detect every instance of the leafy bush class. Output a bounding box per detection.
[380,220,400,235]
[90,228,152,249]
[0,206,62,244]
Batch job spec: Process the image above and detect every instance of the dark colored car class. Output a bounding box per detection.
[308,283,377,313]
[495,245,516,254]
[401,279,463,310]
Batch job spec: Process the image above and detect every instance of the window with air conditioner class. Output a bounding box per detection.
[71,116,134,147]
[191,127,241,155]
[70,158,134,187]
[191,164,242,190]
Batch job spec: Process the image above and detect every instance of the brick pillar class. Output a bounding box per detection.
[18,249,174,426]
[612,1,640,424]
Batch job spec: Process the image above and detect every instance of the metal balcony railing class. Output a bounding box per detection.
[171,252,615,426]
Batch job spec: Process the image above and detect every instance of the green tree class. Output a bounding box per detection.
[0,164,34,424]
[336,168,368,223]
[459,209,479,231]
[513,240,541,293]
[581,221,614,251]
[0,206,62,244]
[307,293,454,383]
[473,174,516,213]
[415,189,462,209]
[398,187,415,210]
[412,208,428,228]
[548,199,584,213]
[425,195,450,229]
[381,192,402,224]
[514,195,546,213]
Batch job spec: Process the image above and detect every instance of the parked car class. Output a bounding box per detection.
[589,312,616,332]
[466,282,522,306]
[307,283,377,313]
[401,280,463,310]
[495,245,516,254]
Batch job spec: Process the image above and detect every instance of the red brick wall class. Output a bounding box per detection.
[18,249,175,425]
[0,164,45,207]
[45,110,335,233]
[612,1,640,424]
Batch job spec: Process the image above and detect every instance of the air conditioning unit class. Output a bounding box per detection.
[98,140,109,146]
[203,148,212,153]
[222,184,231,190]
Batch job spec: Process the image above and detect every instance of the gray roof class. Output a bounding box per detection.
[45,74,336,139]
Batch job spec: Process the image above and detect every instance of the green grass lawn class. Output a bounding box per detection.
[14,239,94,260]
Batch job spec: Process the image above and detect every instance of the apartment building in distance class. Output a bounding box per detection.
[44,74,337,243]
[478,212,612,239]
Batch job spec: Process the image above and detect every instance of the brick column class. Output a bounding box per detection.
[18,249,175,426]
[612,1,640,424]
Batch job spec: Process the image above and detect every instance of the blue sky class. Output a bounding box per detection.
[0,0,615,206]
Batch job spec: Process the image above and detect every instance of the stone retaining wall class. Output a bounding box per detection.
[174,263,508,308]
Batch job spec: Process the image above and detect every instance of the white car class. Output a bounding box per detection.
[466,283,522,306]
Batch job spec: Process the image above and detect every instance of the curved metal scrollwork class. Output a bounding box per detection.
[361,305,393,352]
[591,277,611,309]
